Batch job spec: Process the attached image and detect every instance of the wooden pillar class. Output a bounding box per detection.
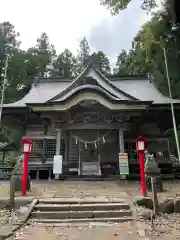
[55,128,61,179]
[36,169,39,180]
[119,129,124,153]
[2,151,5,165]
[48,168,51,180]
[56,128,61,155]
[64,131,69,164]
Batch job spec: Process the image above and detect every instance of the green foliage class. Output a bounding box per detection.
[28,32,56,77]
[165,127,180,155]
[91,51,111,74]
[77,37,111,73]
[51,49,79,77]
[115,0,180,98]
[100,0,157,14]
[77,37,91,69]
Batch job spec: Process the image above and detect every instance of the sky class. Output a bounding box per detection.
[0,0,151,66]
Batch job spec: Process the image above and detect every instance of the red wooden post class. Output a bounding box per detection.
[136,136,147,197]
[21,152,29,196]
[139,151,146,196]
[21,138,32,196]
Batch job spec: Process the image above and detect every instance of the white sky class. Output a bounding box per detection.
[0,0,111,54]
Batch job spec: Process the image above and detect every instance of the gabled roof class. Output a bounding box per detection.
[46,62,139,103]
[2,62,180,109]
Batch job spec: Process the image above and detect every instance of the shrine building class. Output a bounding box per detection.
[2,63,180,179]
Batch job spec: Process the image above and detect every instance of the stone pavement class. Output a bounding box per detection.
[7,221,177,240]
[1,180,180,239]
[37,181,129,200]
[1,180,180,201]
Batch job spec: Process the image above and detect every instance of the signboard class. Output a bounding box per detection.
[119,153,129,175]
[53,155,63,174]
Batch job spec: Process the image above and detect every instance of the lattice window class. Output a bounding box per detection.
[31,139,44,157]
[31,138,65,160]
[124,140,137,162]
[45,139,56,159]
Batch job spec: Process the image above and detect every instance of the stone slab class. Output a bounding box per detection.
[38,197,119,204]
[31,216,133,224]
[0,196,34,209]
[0,198,38,239]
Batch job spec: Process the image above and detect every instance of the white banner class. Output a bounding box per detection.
[53,155,63,174]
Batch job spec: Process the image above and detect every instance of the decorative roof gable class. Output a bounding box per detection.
[46,62,139,103]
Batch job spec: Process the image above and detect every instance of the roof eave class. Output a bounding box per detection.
[26,100,153,107]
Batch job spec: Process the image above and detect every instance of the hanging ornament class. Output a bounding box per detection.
[94,142,97,148]
[103,137,106,143]
[75,137,78,145]
[85,142,87,149]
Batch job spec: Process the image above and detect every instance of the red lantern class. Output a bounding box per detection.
[136,136,147,152]
[21,138,33,154]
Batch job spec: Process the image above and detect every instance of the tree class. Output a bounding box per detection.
[100,0,157,14]
[115,0,180,98]
[91,51,111,74]
[77,37,90,69]
[28,32,56,77]
[0,22,29,103]
[4,50,42,103]
[51,49,79,77]
[0,22,20,85]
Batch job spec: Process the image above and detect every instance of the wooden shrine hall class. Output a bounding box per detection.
[2,63,180,179]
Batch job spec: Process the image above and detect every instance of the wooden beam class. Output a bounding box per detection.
[56,123,129,130]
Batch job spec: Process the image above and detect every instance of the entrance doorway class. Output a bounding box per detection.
[79,144,101,175]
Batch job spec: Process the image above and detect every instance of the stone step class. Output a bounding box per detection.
[34,203,130,212]
[31,210,132,219]
[31,216,133,224]
[38,198,124,204]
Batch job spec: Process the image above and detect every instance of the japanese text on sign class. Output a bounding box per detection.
[119,153,129,175]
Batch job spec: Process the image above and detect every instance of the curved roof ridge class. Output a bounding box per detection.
[54,84,121,102]
[46,62,140,103]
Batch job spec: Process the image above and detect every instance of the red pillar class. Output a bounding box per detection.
[139,151,146,196]
[21,152,29,196]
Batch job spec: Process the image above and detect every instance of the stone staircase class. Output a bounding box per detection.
[31,198,133,223]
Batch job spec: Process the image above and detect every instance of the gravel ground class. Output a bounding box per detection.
[0,208,10,224]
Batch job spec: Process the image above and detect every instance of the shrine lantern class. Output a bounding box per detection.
[21,138,33,154]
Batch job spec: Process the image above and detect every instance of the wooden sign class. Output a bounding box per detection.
[119,153,129,175]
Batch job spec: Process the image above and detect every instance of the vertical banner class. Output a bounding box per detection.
[119,153,129,175]
[53,155,63,174]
